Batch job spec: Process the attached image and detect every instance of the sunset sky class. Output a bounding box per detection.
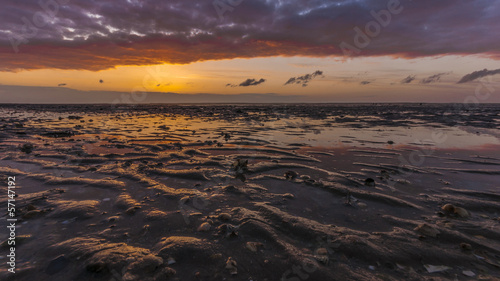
[0,0,499,103]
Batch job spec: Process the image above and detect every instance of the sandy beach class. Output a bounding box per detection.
[0,104,499,281]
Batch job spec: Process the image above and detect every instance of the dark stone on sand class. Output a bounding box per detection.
[285,170,298,180]
[46,255,69,275]
[86,262,107,273]
[232,159,248,173]
[364,178,376,186]
[20,143,34,154]
[460,243,472,251]
[158,125,170,130]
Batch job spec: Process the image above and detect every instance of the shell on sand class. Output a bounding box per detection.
[453,207,470,218]
[218,213,231,221]
[441,204,470,218]
[441,204,455,213]
[197,222,211,232]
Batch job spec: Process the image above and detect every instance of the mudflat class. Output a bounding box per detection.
[0,104,499,281]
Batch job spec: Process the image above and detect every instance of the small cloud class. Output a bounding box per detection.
[457,68,500,83]
[420,72,451,84]
[284,70,324,87]
[99,79,104,83]
[401,75,416,84]
[239,78,266,87]
[360,81,371,85]
[227,78,266,87]
[58,83,67,87]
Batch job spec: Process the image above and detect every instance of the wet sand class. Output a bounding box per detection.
[0,104,499,281]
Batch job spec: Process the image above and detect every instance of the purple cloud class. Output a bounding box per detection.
[227,78,266,87]
[457,68,500,83]
[0,0,498,71]
[401,75,416,84]
[285,70,324,87]
[420,72,450,84]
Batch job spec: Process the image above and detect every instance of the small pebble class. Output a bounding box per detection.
[462,270,475,277]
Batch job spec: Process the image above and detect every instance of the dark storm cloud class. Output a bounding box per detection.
[457,68,500,83]
[401,75,416,84]
[0,0,499,71]
[284,70,323,87]
[420,72,450,84]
